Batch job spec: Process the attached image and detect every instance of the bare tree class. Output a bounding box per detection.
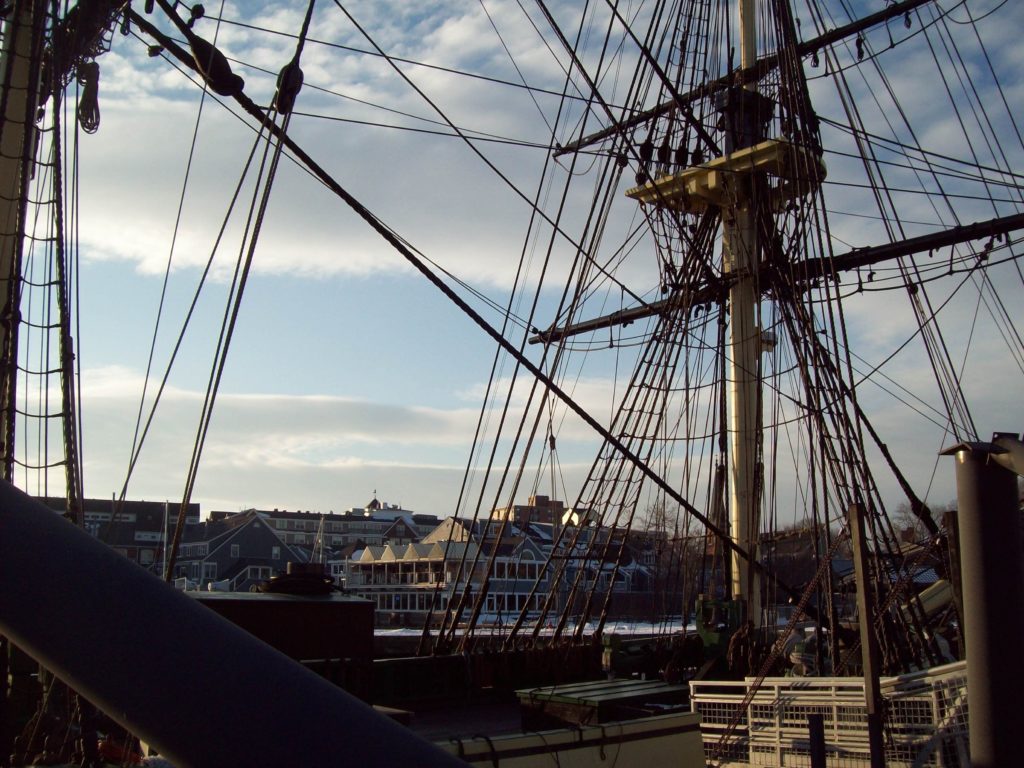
[891,500,951,542]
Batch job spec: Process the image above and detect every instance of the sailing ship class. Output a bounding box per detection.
[1,0,1022,765]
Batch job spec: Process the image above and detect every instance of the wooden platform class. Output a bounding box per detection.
[518,677,690,730]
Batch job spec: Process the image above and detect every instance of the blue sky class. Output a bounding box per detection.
[25,0,1024,521]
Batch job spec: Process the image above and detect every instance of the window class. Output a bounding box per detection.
[272,546,281,560]
[230,544,240,558]
[203,563,217,580]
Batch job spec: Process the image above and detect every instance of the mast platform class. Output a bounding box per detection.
[625,139,825,212]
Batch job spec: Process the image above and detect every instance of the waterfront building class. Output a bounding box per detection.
[36,496,200,571]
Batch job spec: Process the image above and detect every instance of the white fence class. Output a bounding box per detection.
[690,661,968,767]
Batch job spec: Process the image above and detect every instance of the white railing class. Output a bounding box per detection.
[690,661,969,767]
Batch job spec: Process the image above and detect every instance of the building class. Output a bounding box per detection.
[348,505,658,627]
[171,497,443,591]
[347,517,553,626]
[169,509,305,591]
[36,496,200,572]
[210,497,440,550]
[490,494,566,526]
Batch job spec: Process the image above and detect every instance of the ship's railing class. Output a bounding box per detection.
[690,660,968,767]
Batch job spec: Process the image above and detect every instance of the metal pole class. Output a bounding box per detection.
[942,439,1024,768]
[848,502,885,768]
[807,712,826,768]
[0,480,466,767]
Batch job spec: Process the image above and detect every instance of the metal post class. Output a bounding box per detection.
[807,712,826,768]
[0,480,466,767]
[848,502,885,768]
[942,439,1024,768]
[941,507,965,654]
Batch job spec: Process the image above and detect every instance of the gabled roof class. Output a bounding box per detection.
[439,541,478,561]
[422,517,475,544]
[522,522,554,543]
[404,542,435,560]
[383,517,418,541]
[358,546,386,562]
[334,542,364,558]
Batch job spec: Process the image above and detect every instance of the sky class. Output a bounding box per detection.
[16,0,1024,523]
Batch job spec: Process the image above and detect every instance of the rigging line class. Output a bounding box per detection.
[556,0,935,157]
[820,249,1024,295]
[456,152,623,645]
[107,58,263,516]
[120,35,219,521]
[288,110,555,150]
[170,0,321,505]
[69,72,85,513]
[331,0,649,310]
[819,115,1024,183]
[963,1,1024,157]
[175,56,310,580]
[478,0,554,136]
[932,3,1024,210]
[823,206,992,229]
[512,0,594,105]
[542,217,651,335]
[976,267,1024,374]
[801,0,973,83]
[946,0,1009,24]
[22,163,50,496]
[835,270,978,442]
[223,52,539,145]
[134,5,797,601]
[441,74,608,647]
[819,178,1021,205]
[129,22,547,335]
[821,145,1024,191]
[533,0,725,193]
[433,48,593,648]
[205,12,598,105]
[437,208,569,648]
[916,1,1008,220]
[850,13,982,438]
[49,91,82,521]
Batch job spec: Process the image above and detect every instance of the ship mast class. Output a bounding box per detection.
[0,0,42,482]
[724,0,763,625]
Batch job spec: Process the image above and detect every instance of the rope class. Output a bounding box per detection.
[75,60,100,134]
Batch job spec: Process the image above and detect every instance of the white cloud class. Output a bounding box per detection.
[21,0,1023,526]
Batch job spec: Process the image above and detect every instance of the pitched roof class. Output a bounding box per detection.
[383,517,418,540]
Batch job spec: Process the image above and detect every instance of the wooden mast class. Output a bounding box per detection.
[725,0,763,625]
[0,0,43,482]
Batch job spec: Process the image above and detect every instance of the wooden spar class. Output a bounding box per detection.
[554,0,937,158]
[848,503,885,767]
[530,211,1024,345]
[0,480,466,767]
